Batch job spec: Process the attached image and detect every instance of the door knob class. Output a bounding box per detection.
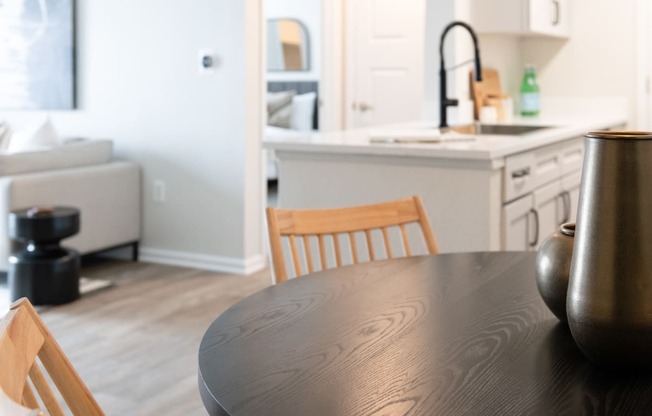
[359,102,374,112]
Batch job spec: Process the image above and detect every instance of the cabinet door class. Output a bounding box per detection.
[470,0,570,38]
[533,180,563,249]
[503,194,536,251]
[561,170,582,223]
[529,0,570,38]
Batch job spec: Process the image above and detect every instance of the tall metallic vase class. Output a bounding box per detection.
[568,131,652,368]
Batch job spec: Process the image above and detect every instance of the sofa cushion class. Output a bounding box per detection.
[0,139,113,176]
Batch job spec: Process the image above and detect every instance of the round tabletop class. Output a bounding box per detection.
[9,206,80,241]
[198,252,652,415]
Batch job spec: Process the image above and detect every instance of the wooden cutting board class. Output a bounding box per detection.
[469,68,507,120]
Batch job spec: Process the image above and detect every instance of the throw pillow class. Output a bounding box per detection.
[290,92,317,131]
[267,90,296,129]
[267,90,295,115]
[7,117,60,154]
[268,104,293,128]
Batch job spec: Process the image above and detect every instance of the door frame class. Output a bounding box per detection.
[636,0,650,129]
[320,0,345,131]
[259,0,344,256]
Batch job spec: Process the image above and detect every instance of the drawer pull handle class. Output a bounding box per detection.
[552,0,560,25]
[529,208,540,248]
[559,191,571,224]
[512,168,531,179]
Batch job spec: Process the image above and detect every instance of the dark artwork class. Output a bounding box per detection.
[0,0,75,110]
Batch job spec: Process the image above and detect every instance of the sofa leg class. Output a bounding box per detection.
[132,242,139,262]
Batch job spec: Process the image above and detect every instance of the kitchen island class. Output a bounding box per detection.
[264,108,626,254]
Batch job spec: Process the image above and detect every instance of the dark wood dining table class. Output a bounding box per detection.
[198,252,652,415]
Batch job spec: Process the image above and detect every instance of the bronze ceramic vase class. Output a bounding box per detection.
[535,223,574,323]
[567,131,652,368]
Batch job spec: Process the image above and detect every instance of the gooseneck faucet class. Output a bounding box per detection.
[439,21,482,129]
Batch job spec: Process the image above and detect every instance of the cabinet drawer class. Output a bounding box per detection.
[503,137,585,203]
[504,151,536,202]
[532,143,563,189]
[560,137,584,174]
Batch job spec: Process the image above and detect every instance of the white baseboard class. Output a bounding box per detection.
[139,247,267,275]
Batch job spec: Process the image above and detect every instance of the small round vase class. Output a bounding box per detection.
[535,222,575,323]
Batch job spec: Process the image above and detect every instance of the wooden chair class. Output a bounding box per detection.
[266,195,439,283]
[0,298,104,416]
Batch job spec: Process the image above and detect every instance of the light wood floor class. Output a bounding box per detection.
[1,258,272,415]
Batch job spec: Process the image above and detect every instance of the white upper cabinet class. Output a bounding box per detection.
[470,0,570,38]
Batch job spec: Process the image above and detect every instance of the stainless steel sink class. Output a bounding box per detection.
[446,123,553,136]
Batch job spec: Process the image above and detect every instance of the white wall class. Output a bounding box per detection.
[0,0,265,274]
[521,0,637,126]
[426,0,636,126]
[478,35,521,100]
[266,0,321,82]
[424,0,519,125]
[424,0,455,122]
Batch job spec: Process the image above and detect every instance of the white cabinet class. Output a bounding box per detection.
[503,194,536,251]
[561,170,581,223]
[271,120,627,254]
[502,137,583,251]
[529,0,570,37]
[470,0,571,38]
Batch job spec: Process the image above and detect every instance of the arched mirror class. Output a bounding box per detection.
[267,18,310,71]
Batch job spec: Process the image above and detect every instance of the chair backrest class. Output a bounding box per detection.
[0,298,104,416]
[266,195,439,283]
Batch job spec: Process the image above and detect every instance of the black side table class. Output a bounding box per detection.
[8,206,81,305]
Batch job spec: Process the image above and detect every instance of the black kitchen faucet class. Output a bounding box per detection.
[439,21,482,129]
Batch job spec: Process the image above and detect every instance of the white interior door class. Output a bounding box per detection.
[346,0,425,128]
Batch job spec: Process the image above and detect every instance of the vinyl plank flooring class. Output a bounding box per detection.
[1,257,272,415]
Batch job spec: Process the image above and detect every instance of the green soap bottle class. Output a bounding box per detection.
[520,65,540,116]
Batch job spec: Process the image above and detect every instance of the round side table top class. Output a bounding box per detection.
[9,206,80,241]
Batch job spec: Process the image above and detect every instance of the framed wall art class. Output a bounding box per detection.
[0,0,76,110]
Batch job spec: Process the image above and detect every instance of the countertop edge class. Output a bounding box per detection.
[263,116,627,161]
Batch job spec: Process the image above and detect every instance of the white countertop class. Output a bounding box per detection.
[264,103,628,161]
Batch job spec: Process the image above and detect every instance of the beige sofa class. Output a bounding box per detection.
[0,139,141,271]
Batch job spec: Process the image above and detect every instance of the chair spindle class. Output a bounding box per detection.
[318,234,327,270]
[289,235,303,277]
[22,382,39,409]
[365,230,375,260]
[333,234,343,267]
[382,227,393,258]
[349,232,359,264]
[400,224,412,256]
[29,363,65,416]
[304,236,314,273]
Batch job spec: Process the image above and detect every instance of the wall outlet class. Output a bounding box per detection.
[153,180,166,203]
